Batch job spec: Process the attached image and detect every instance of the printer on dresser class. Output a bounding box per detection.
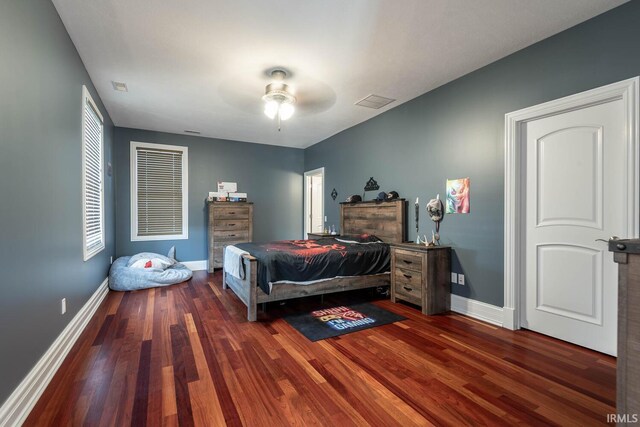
[207,201,253,272]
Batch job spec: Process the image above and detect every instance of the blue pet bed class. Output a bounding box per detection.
[109,249,193,291]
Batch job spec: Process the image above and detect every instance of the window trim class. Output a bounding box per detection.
[130,141,189,241]
[82,85,105,261]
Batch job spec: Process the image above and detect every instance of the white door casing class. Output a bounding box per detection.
[311,174,324,233]
[524,101,625,355]
[304,167,325,236]
[504,78,639,341]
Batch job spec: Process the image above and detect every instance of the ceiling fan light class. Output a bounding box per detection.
[264,100,279,119]
[262,69,296,128]
[279,102,295,120]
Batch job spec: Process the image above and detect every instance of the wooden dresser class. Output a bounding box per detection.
[609,239,640,424]
[207,202,253,272]
[389,243,451,315]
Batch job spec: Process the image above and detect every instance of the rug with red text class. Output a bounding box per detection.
[284,303,405,341]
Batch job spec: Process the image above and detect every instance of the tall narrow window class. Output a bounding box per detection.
[131,142,188,241]
[82,86,105,260]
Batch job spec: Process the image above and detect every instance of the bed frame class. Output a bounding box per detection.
[223,199,406,321]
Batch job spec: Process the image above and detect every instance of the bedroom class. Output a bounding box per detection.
[1,0,639,425]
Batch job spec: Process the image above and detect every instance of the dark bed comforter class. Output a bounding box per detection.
[234,238,390,294]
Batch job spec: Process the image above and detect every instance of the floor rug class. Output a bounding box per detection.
[284,303,406,341]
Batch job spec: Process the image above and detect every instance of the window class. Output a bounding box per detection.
[131,141,188,241]
[82,86,105,261]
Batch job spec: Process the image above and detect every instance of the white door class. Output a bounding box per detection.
[304,168,324,236]
[523,98,628,355]
[311,175,324,232]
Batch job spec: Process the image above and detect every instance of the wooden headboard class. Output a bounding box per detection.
[340,199,406,243]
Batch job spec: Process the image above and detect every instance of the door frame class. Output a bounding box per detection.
[503,77,639,330]
[304,167,325,238]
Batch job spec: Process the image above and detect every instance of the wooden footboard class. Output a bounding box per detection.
[223,255,390,321]
[223,254,259,321]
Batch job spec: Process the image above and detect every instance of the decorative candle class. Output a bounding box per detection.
[415,197,420,243]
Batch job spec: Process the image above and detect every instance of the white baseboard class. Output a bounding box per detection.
[0,278,109,427]
[182,260,208,271]
[502,307,517,330]
[451,294,504,327]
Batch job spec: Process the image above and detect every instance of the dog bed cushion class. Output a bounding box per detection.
[129,257,174,270]
[127,252,176,269]
[109,249,192,291]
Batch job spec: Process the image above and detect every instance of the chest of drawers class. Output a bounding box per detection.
[207,202,253,272]
[390,243,451,315]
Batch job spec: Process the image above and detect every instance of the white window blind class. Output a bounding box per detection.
[82,86,105,261]
[131,142,188,241]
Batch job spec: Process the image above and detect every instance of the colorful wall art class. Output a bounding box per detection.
[446,178,470,214]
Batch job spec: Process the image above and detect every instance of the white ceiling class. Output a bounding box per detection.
[53,0,626,149]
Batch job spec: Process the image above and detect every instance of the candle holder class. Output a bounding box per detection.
[415,198,420,244]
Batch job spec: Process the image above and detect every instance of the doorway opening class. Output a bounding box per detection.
[503,77,638,355]
[304,168,325,237]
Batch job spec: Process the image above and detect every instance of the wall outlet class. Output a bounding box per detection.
[451,272,458,283]
[61,298,67,315]
[110,256,113,264]
[324,216,327,222]
[458,274,465,286]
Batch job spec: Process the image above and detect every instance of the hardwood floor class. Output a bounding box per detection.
[25,271,616,426]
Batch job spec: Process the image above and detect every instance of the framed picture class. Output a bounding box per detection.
[446,178,470,214]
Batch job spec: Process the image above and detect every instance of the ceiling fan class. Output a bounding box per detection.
[216,66,337,132]
[262,69,296,131]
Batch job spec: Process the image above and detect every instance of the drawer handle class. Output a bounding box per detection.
[403,260,412,264]
[228,223,236,226]
[403,274,412,279]
[229,234,236,237]
[403,286,412,292]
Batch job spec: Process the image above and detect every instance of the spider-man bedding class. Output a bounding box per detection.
[233,237,390,295]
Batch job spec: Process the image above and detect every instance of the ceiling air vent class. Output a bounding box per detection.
[184,130,201,135]
[111,81,128,92]
[355,94,396,109]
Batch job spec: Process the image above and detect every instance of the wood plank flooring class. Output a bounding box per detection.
[25,271,616,426]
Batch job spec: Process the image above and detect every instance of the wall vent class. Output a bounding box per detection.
[355,94,396,109]
[111,81,128,92]
[184,130,201,135]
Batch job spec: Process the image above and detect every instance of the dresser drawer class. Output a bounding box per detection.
[214,206,250,219]
[394,267,422,288]
[393,249,423,272]
[213,219,249,231]
[213,230,249,242]
[394,280,422,304]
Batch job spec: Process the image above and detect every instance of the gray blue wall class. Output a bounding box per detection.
[114,128,304,260]
[1,0,638,410]
[305,1,640,307]
[0,0,115,405]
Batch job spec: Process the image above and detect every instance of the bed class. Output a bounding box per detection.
[222,199,406,321]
